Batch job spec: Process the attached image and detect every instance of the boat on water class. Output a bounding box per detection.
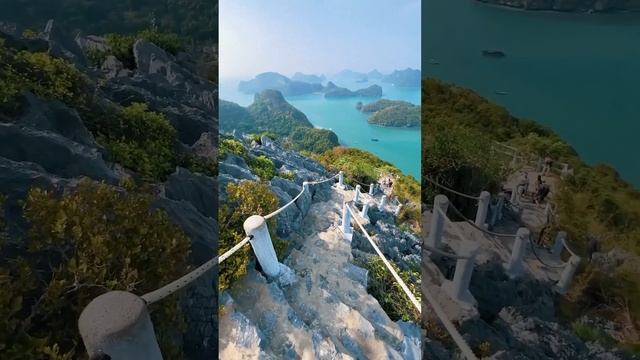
[428,58,440,65]
[494,90,508,95]
[482,50,506,58]
[371,138,379,142]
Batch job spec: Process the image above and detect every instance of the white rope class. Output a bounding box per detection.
[142,236,252,305]
[307,173,340,185]
[264,174,339,219]
[424,177,481,200]
[562,238,578,258]
[346,204,421,313]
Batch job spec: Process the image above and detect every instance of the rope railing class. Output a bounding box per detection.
[142,235,253,305]
[264,173,339,220]
[424,176,481,200]
[447,202,518,238]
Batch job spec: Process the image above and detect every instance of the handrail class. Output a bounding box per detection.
[447,202,518,238]
[264,173,338,220]
[346,204,421,312]
[142,235,252,305]
[424,177,481,200]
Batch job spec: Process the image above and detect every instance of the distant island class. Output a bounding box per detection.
[238,72,322,96]
[360,99,420,127]
[381,68,421,87]
[323,81,382,98]
[367,69,384,79]
[220,89,339,153]
[475,0,640,12]
[333,69,368,83]
[291,72,325,84]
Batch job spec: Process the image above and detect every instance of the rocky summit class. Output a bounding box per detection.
[218,136,422,359]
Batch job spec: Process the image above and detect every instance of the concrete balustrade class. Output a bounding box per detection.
[510,187,518,205]
[337,171,345,189]
[504,227,530,278]
[427,195,449,251]
[361,201,373,220]
[78,291,162,360]
[550,231,566,261]
[354,185,361,203]
[475,191,491,228]
[244,215,281,277]
[394,203,403,216]
[555,255,581,294]
[496,195,505,221]
[341,201,353,240]
[369,183,375,195]
[379,195,387,211]
[442,241,479,309]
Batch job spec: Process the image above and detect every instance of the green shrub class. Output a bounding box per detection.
[361,256,420,322]
[219,181,280,291]
[219,138,247,158]
[104,29,184,69]
[97,102,177,181]
[178,154,217,178]
[288,127,339,153]
[246,155,275,181]
[247,131,277,144]
[0,181,191,358]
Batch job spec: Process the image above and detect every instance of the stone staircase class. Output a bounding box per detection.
[219,189,421,359]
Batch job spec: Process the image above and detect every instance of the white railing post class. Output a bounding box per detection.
[394,203,403,217]
[361,201,372,220]
[354,185,361,203]
[561,163,570,178]
[442,241,479,309]
[475,191,491,228]
[378,195,387,211]
[489,203,498,228]
[341,201,353,240]
[496,194,505,221]
[303,181,309,193]
[427,195,449,250]
[510,186,518,205]
[504,227,529,278]
[555,255,581,294]
[369,183,375,195]
[337,171,345,189]
[244,215,281,277]
[78,291,162,360]
[550,231,566,261]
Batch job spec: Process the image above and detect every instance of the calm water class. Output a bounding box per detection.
[220,78,421,179]
[423,0,640,186]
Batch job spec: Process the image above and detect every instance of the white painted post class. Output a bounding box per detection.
[496,195,505,221]
[427,195,449,250]
[341,201,353,240]
[361,201,373,220]
[561,163,569,178]
[369,183,375,195]
[504,227,530,278]
[510,187,518,205]
[338,171,345,189]
[475,191,491,228]
[378,195,387,211]
[354,185,361,203]
[303,181,309,192]
[555,255,581,294]
[489,203,498,228]
[244,215,281,278]
[394,203,403,217]
[78,291,162,360]
[550,231,566,261]
[442,241,479,309]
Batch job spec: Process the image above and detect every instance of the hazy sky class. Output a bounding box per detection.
[220,0,421,78]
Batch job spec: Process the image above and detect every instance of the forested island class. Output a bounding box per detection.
[360,99,420,127]
[476,0,640,12]
[423,77,640,357]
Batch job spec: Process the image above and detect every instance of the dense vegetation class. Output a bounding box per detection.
[368,104,420,127]
[360,99,414,113]
[422,77,640,350]
[90,29,183,68]
[219,137,276,181]
[219,92,340,154]
[0,181,191,358]
[1,0,217,42]
[314,147,421,230]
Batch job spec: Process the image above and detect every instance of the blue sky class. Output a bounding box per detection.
[220,0,421,78]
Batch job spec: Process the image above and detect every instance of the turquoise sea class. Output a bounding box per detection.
[220,78,421,179]
[423,0,640,186]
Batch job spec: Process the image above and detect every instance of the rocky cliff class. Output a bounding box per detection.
[0,20,218,358]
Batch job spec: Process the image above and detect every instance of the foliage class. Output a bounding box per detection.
[247,131,277,144]
[360,99,413,113]
[246,155,276,181]
[219,137,247,158]
[0,181,190,358]
[571,320,614,345]
[218,181,280,291]
[368,104,420,127]
[97,102,177,181]
[279,170,296,181]
[177,154,217,178]
[361,256,420,322]
[287,127,339,154]
[104,29,183,69]
[0,39,88,114]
